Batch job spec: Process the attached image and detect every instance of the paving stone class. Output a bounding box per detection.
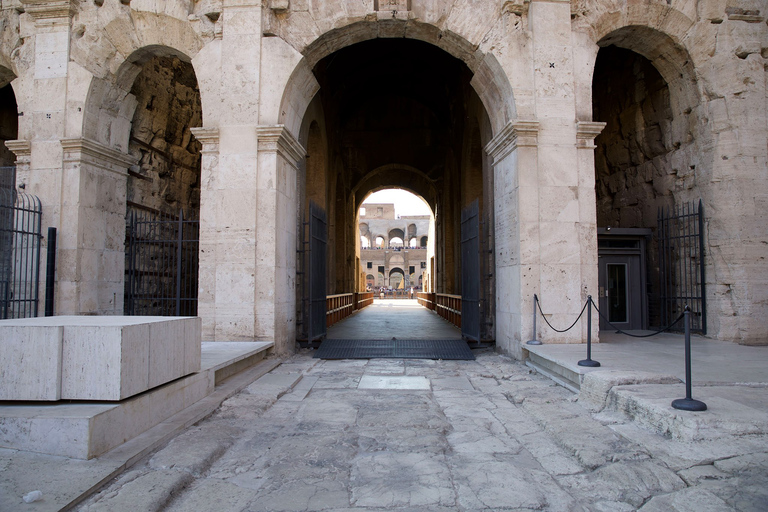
[164,479,259,512]
[350,452,454,508]
[148,424,238,476]
[637,487,735,512]
[79,469,193,512]
[559,460,686,508]
[432,376,474,390]
[70,352,768,512]
[452,459,576,510]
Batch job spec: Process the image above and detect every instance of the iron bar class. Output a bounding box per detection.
[0,189,42,319]
[125,206,199,316]
[45,227,56,316]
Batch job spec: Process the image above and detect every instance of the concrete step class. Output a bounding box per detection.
[526,347,768,442]
[0,342,274,460]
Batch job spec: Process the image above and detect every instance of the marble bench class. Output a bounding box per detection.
[0,316,201,401]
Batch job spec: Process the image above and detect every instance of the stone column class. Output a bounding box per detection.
[521,0,588,346]
[486,120,539,359]
[189,127,220,340]
[58,138,137,314]
[576,121,606,343]
[255,125,305,354]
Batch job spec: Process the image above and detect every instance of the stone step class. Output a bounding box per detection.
[0,341,274,460]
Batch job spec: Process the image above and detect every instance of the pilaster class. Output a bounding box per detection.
[190,127,221,340]
[56,138,136,315]
[255,125,305,354]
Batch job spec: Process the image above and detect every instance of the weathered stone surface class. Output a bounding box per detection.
[71,352,768,512]
[4,0,765,354]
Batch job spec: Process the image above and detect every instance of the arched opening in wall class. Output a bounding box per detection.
[295,37,496,344]
[358,188,433,297]
[388,268,405,293]
[123,54,202,317]
[593,43,702,333]
[0,83,18,191]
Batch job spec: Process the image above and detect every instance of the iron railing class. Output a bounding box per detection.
[0,188,43,319]
[657,200,705,333]
[125,207,199,316]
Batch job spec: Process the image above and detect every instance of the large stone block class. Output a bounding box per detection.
[0,316,201,401]
[0,325,64,401]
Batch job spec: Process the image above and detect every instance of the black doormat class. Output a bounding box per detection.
[313,339,475,360]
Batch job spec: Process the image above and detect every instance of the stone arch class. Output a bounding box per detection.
[0,68,19,172]
[353,165,438,215]
[82,44,203,152]
[589,11,701,117]
[78,9,208,151]
[274,19,517,141]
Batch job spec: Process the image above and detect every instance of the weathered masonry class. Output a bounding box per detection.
[0,0,765,357]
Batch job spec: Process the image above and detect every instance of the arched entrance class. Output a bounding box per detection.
[292,36,497,346]
[592,26,709,335]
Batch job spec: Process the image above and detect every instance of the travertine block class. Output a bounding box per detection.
[0,326,64,400]
[0,316,201,401]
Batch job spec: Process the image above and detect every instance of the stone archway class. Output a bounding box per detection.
[286,29,505,347]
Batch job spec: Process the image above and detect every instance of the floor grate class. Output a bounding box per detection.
[313,339,475,360]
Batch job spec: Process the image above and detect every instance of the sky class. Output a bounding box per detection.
[362,189,432,217]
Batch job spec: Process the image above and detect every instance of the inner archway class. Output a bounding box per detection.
[295,37,496,344]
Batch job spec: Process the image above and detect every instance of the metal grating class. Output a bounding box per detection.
[313,339,475,360]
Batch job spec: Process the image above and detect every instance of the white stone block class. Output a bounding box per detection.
[0,326,64,400]
[0,316,201,401]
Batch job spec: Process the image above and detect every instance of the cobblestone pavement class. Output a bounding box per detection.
[75,350,768,511]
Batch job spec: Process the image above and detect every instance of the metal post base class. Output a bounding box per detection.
[671,398,707,412]
[578,359,601,367]
[526,340,542,345]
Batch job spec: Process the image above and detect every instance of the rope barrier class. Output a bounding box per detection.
[533,294,685,338]
[535,296,589,333]
[590,300,685,338]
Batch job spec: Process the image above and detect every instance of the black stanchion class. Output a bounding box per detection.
[526,294,541,345]
[44,227,56,317]
[578,296,600,367]
[671,305,707,412]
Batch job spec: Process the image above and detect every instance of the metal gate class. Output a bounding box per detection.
[125,207,199,316]
[461,199,481,341]
[0,189,43,319]
[657,200,705,333]
[307,201,327,342]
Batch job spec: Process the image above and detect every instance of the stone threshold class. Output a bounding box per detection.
[0,342,275,461]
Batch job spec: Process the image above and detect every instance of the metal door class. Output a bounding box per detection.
[598,254,643,330]
[461,200,480,341]
[307,201,327,342]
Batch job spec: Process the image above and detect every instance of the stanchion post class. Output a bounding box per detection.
[44,227,56,317]
[526,294,542,345]
[578,296,600,367]
[672,305,707,411]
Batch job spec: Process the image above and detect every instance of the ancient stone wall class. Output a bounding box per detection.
[593,46,677,230]
[127,56,202,216]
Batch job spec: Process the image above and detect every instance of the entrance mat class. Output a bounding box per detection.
[313,339,475,360]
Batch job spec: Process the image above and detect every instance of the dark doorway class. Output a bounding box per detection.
[597,230,649,331]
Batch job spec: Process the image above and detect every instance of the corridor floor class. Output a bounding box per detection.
[75,350,768,511]
[327,299,462,340]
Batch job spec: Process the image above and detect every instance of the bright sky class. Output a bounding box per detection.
[362,189,431,217]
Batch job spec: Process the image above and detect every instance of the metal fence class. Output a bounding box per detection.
[124,207,199,316]
[0,188,43,319]
[657,200,705,333]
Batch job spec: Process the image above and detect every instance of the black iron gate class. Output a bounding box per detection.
[657,200,705,333]
[125,207,199,316]
[307,201,327,343]
[461,199,481,341]
[0,189,43,319]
